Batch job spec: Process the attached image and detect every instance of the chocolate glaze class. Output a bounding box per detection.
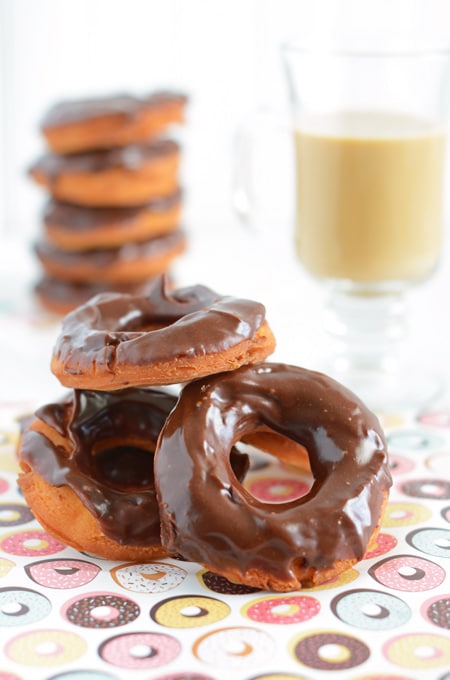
[154,363,392,588]
[18,388,248,547]
[43,192,182,233]
[35,230,186,268]
[30,139,179,178]
[51,277,267,378]
[34,276,160,311]
[41,92,187,130]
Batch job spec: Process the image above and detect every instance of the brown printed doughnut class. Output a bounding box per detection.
[50,278,276,390]
[155,363,391,591]
[34,230,186,283]
[42,193,182,251]
[29,140,180,207]
[41,91,187,153]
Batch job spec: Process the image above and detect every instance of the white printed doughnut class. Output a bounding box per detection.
[110,561,187,594]
[193,626,275,670]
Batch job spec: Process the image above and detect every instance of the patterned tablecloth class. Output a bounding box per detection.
[0,309,449,680]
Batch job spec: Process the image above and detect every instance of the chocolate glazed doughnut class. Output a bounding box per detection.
[50,277,276,390]
[41,91,187,154]
[17,388,249,561]
[155,363,392,592]
[29,139,180,207]
[17,388,176,560]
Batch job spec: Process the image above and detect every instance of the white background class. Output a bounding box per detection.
[1,0,450,407]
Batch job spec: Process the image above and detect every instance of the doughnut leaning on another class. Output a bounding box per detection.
[50,277,276,390]
[154,363,392,592]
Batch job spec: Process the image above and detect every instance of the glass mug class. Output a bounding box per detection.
[235,42,450,410]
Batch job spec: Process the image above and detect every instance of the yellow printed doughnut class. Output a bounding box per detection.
[150,594,230,628]
[382,502,432,528]
[5,629,86,666]
[383,632,450,669]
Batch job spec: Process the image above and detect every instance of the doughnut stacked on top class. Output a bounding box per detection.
[17,278,392,591]
[28,92,188,314]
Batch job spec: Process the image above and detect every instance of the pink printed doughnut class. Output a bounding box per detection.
[247,477,310,503]
[388,454,415,476]
[417,408,450,427]
[369,554,445,591]
[241,595,320,625]
[0,529,65,557]
[25,558,101,589]
[99,631,181,670]
[400,478,450,500]
[363,533,397,560]
[62,591,140,628]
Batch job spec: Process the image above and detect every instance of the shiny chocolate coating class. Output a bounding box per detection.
[34,276,161,313]
[43,192,182,233]
[155,363,392,589]
[51,277,268,384]
[20,388,176,545]
[18,388,248,547]
[30,139,179,178]
[41,91,187,129]
[35,230,186,270]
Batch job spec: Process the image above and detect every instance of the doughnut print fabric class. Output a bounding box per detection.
[1,407,450,678]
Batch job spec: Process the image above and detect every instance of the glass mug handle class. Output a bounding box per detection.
[232,108,294,232]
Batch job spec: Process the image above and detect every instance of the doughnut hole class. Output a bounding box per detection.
[90,438,156,491]
[238,429,313,504]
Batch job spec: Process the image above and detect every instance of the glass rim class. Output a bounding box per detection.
[280,40,450,60]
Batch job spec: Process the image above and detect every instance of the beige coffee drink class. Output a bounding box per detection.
[295,112,446,283]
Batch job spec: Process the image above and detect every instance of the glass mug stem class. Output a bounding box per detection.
[322,282,408,373]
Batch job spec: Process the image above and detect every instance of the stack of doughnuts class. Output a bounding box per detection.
[28,92,188,314]
[17,277,392,591]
